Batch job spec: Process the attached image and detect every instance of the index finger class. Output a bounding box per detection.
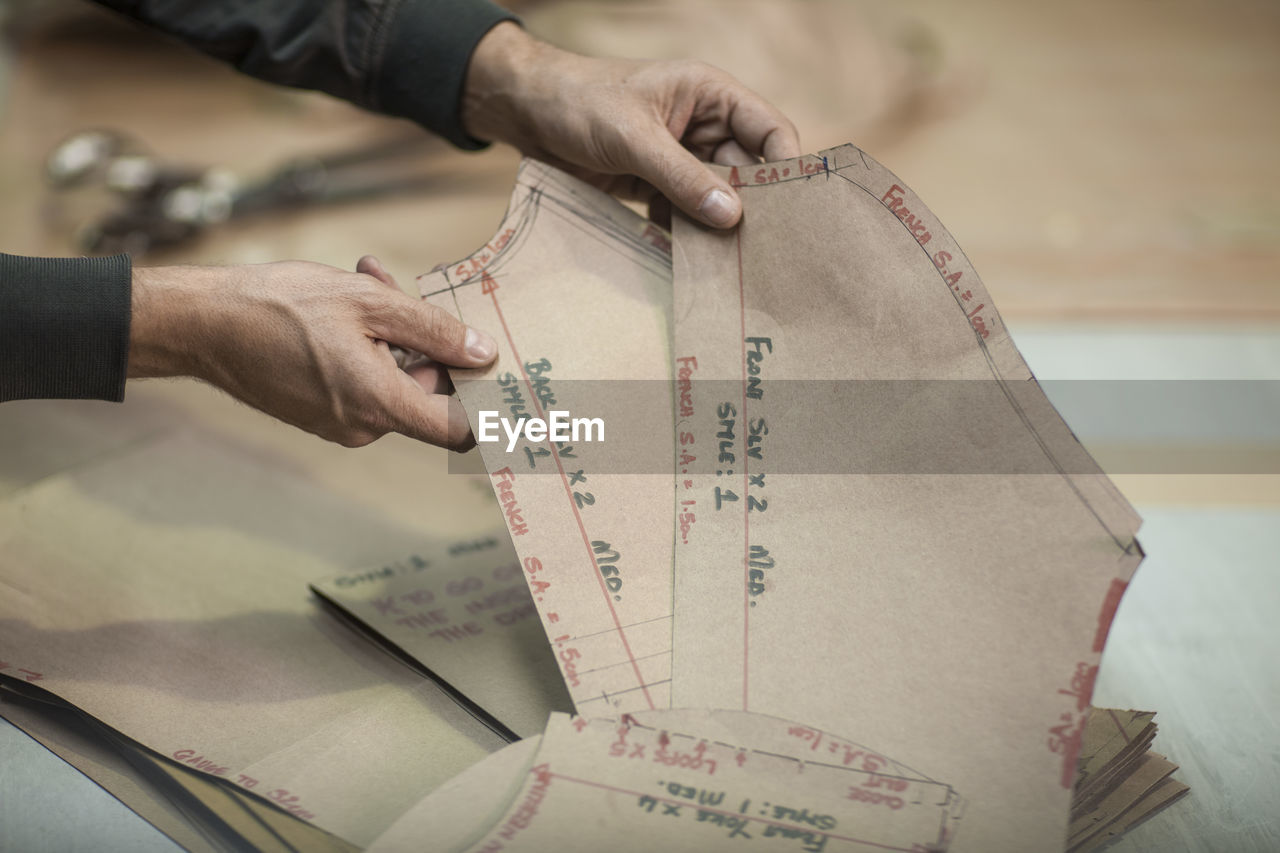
[363,286,497,369]
[722,79,802,162]
[384,368,477,451]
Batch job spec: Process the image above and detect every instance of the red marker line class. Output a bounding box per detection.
[737,227,751,713]
[487,288,655,710]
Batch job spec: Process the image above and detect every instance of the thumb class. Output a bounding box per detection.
[631,133,742,229]
[356,254,416,367]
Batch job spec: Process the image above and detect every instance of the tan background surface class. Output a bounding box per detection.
[1,0,1275,324]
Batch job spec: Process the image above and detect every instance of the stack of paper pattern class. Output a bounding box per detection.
[0,146,1187,851]
[1067,709,1189,851]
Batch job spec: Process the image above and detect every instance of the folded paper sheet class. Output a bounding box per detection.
[421,160,678,714]
[365,707,967,852]
[366,735,544,853]
[0,425,509,847]
[669,144,1144,851]
[311,536,573,739]
[406,712,958,853]
[1,673,362,853]
[0,687,221,853]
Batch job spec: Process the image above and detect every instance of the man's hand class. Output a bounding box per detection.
[128,257,496,450]
[462,22,802,228]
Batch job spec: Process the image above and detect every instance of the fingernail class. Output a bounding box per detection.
[698,188,738,227]
[465,327,497,361]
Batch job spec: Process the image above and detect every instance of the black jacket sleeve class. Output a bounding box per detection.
[0,253,132,402]
[89,0,519,149]
[3,1,518,404]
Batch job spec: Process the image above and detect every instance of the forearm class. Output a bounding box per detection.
[89,0,518,148]
[0,252,132,402]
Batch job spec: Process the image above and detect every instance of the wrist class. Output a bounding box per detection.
[461,21,546,147]
[128,265,208,380]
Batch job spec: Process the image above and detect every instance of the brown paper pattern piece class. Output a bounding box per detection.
[422,160,677,714]
[453,712,958,852]
[669,143,1144,851]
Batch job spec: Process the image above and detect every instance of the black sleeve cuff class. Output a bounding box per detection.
[372,0,519,150]
[0,252,132,403]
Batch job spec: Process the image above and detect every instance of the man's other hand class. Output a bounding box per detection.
[462,22,802,228]
[127,256,495,450]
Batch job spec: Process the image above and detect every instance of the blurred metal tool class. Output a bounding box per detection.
[44,130,449,256]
